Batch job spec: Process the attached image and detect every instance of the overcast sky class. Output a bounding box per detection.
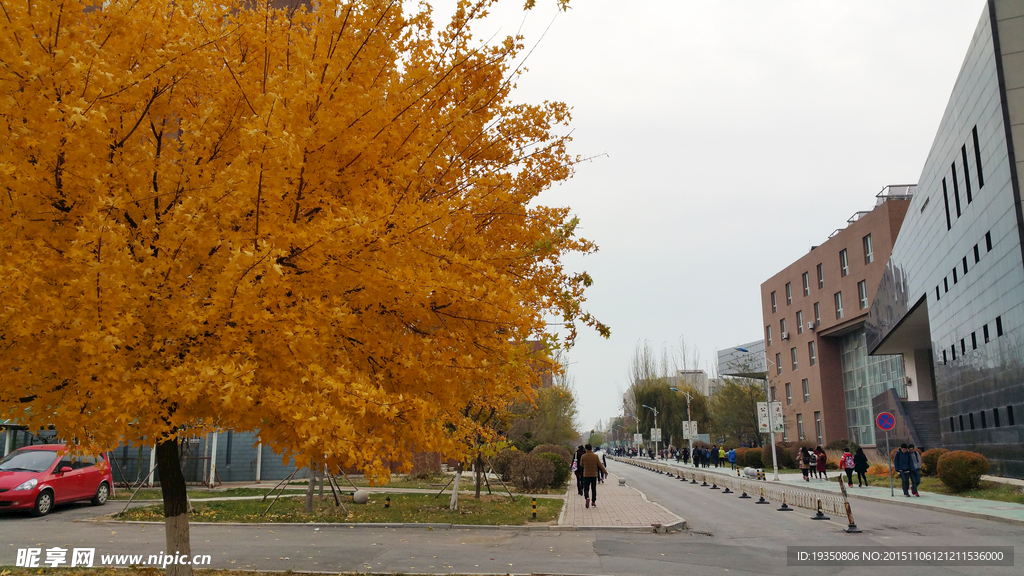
[431,0,988,432]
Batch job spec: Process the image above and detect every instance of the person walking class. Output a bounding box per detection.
[839,448,855,487]
[853,447,869,487]
[907,444,922,497]
[580,444,608,509]
[573,445,586,496]
[719,446,726,468]
[727,448,737,470]
[814,446,828,480]
[894,443,913,496]
[799,447,812,481]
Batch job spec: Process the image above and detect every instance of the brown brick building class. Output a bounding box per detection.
[760,187,911,446]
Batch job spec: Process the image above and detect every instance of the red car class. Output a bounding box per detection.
[0,444,114,516]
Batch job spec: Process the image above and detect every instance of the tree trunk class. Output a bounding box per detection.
[305,465,316,513]
[474,454,483,499]
[318,465,324,497]
[449,462,462,510]
[156,439,192,576]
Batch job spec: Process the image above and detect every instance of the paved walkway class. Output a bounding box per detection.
[629,457,1024,526]
[558,471,684,530]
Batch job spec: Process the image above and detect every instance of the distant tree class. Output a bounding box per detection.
[587,431,605,447]
[709,379,764,446]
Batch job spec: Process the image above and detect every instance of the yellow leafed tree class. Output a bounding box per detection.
[0,0,605,570]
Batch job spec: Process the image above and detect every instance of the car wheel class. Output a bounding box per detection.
[91,482,110,506]
[31,490,54,517]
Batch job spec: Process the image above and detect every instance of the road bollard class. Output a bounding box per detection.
[722,485,733,494]
[755,487,769,504]
[810,499,829,520]
[532,497,537,520]
[738,488,751,499]
[777,492,793,511]
[838,477,862,533]
[690,473,698,484]
[385,495,390,509]
[700,475,709,487]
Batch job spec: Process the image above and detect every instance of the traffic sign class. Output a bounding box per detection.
[633,433,643,444]
[876,412,895,431]
[651,428,662,442]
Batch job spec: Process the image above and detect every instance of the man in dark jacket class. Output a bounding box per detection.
[580,444,608,509]
[893,444,913,496]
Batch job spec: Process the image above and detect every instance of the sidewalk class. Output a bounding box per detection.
[637,457,1024,526]
[558,471,685,531]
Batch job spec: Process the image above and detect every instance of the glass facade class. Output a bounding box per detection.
[841,327,905,445]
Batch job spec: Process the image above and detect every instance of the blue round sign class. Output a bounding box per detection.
[876,412,895,431]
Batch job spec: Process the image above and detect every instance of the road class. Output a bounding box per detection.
[0,459,1019,575]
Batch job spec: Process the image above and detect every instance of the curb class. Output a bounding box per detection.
[94,519,664,532]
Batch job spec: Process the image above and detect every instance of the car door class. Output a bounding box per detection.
[48,455,82,503]
[75,456,101,500]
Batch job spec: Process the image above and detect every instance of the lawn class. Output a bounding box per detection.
[115,492,561,525]
[111,488,289,501]
[864,472,1024,504]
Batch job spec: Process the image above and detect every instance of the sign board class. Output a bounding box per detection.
[633,433,643,444]
[651,428,662,442]
[681,421,698,439]
[876,412,895,431]
[757,402,785,433]
[680,421,690,439]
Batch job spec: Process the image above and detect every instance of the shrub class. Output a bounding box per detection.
[536,452,570,487]
[937,450,989,492]
[825,439,860,452]
[733,447,748,462]
[492,448,521,482]
[510,453,555,492]
[866,464,890,477]
[742,448,763,468]
[921,448,949,476]
[762,443,795,469]
[531,444,573,465]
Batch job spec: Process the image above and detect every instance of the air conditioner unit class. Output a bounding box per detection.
[781,331,790,340]
[807,322,816,331]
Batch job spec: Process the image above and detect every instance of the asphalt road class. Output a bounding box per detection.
[0,459,1019,576]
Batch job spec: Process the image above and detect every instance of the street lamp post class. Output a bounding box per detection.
[669,387,692,461]
[735,347,780,481]
[641,404,660,459]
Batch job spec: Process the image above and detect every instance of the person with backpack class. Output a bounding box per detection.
[573,445,586,496]
[907,444,922,497]
[727,448,737,470]
[814,446,828,480]
[894,443,914,496]
[799,447,812,481]
[853,447,869,487]
[839,449,855,487]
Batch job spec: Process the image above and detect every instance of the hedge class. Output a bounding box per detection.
[536,452,570,487]
[921,448,949,476]
[742,448,764,468]
[936,450,989,492]
[510,453,555,492]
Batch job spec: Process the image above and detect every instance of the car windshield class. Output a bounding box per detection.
[0,450,58,472]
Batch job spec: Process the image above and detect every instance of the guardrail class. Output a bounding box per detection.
[611,457,861,532]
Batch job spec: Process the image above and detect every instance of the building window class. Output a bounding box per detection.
[863,234,873,264]
[780,318,787,336]
[797,414,805,441]
[802,379,810,402]
[951,345,956,361]
[776,353,782,375]
[953,267,958,284]
[961,338,966,354]
[813,302,820,326]
[858,280,868,310]
[971,332,977,350]
[1009,406,1015,426]
[770,386,776,402]
[797,311,804,334]
[943,350,947,364]
[834,292,844,319]
[808,341,816,366]
[944,277,949,293]
[963,256,968,275]
[839,249,849,277]
[786,282,792,305]
[786,382,792,405]
[802,272,810,296]
[817,264,824,288]
[996,316,1003,336]
[771,291,777,313]
[952,163,962,217]
[983,324,990,343]
[791,347,798,371]
[781,414,788,441]
[985,231,992,251]
[974,244,980,263]
[766,325,773,346]
[936,286,940,301]
[949,416,955,432]
[981,410,987,429]
[943,179,952,230]
[973,125,984,188]
[959,414,964,431]
[962,145,974,203]
[969,413,975,430]
[993,408,1000,428]
[814,411,823,444]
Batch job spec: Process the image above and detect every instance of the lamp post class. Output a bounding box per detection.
[669,387,693,461]
[641,404,660,459]
[735,347,780,481]
[625,413,638,451]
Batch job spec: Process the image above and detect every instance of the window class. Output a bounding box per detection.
[996,316,1003,336]
[983,324,990,343]
[959,414,964,431]
[771,291,777,313]
[766,325,773,346]
[971,332,977,350]
[817,264,824,289]
[808,341,817,366]
[961,338,966,354]
[785,382,792,405]
[834,291,844,319]
[863,234,873,264]
[962,145,973,202]
[985,231,992,251]
[786,282,792,305]
[973,125,984,188]
[839,249,849,277]
[993,408,1000,428]
[1009,406,1015,426]
[952,163,962,217]
[813,302,820,326]
[797,414,805,441]
[944,278,949,293]
[802,272,810,296]
[770,386,776,402]
[814,411,823,444]
[942,179,952,230]
[796,311,804,334]
[858,280,868,309]
[802,379,810,402]
[951,344,956,361]
[791,347,798,371]
[974,244,980,263]
[980,410,987,429]
[950,416,955,432]
[776,353,782,375]
[780,318,787,335]
[782,415,788,441]
[963,256,968,275]
[969,413,975,430]
[953,267,958,284]
[943,350,947,364]
[936,286,940,301]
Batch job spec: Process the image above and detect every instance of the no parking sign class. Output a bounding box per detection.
[876,412,895,431]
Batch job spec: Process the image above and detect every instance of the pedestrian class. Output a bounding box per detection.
[600,449,608,484]
[573,445,586,496]
[580,444,608,509]
[853,447,869,487]
[799,447,811,481]
[808,449,817,477]
[682,446,690,465]
[814,446,828,480]
[718,446,726,468]
[711,445,718,467]
[727,448,737,470]
[907,444,922,497]
[894,443,913,496]
[839,448,855,487]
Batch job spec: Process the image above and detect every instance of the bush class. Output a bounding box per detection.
[742,448,763,468]
[825,439,860,453]
[492,448,521,482]
[510,453,555,492]
[762,442,795,469]
[866,464,890,477]
[531,444,573,465]
[733,447,748,462]
[536,452,570,487]
[921,448,949,476]
[937,450,989,492]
